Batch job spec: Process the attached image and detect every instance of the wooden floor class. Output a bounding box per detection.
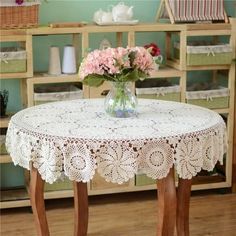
[1,190,236,236]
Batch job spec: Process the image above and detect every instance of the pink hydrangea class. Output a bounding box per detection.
[78,46,155,83]
[131,46,156,73]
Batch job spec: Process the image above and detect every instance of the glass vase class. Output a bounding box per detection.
[104,82,137,118]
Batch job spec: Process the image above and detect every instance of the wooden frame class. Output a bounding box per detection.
[230,18,236,192]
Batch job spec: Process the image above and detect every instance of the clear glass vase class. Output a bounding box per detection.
[104,82,137,118]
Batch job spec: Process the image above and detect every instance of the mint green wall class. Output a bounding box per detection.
[1,0,235,188]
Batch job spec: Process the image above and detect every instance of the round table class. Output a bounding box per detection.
[6,99,227,236]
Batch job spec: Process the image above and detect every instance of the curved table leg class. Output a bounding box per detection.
[156,167,176,236]
[176,178,192,236]
[73,182,88,236]
[30,166,50,236]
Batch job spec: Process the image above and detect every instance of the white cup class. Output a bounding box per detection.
[62,45,77,74]
[48,46,61,75]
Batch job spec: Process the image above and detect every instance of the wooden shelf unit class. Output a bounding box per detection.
[0,155,12,164]
[0,20,235,208]
[0,31,33,209]
[165,19,235,192]
[0,115,12,128]
[0,188,30,209]
[0,33,33,79]
[27,73,81,107]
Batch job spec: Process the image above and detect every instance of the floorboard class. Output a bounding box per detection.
[1,190,236,236]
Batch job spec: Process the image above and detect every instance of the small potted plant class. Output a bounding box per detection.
[0,90,9,118]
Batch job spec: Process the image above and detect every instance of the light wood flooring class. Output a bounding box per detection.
[1,190,236,236]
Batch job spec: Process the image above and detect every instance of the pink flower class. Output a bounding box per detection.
[131,47,156,73]
[78,46,155,86]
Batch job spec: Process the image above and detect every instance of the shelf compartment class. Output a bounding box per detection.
[135,174,156,186]
[166,59,231,71]
[90,172,131,191]
[0,115,12,128]
[192,174,226,185]
[186,87,229,109]
[34,83,83,106]
[44,190,74,199]
[0,47,26,74]
[174,42,232,66]
[136,85,181,102]
[0,155,12,164]
[148,66,183,78]
[0,187,30,209]
[27,74,83,106]
[31,73,80,83]
[44,178,73,192]
[0,72,29,79]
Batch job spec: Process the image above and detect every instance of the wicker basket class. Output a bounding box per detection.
[186,87,229,109]
[0,0,40,29]
[0,47,26,73]
[174,42,232,66]
[136,85,181,102]
[34,84,83,105]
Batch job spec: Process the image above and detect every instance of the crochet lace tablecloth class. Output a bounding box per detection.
[6,99,227,184]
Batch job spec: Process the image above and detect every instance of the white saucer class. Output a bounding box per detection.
[95,19,139,26]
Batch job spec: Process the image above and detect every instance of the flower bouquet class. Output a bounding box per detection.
[79,46,156,117]
[144,43,163,69]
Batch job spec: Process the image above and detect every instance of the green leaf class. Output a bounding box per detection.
[138,71,148,79]
[82,74,105,87]
[123,69,140,82]
[128,51,136,66]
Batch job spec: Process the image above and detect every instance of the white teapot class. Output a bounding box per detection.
[112,2,133,22]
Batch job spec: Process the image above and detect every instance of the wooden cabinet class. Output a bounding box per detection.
[0,20,235,208]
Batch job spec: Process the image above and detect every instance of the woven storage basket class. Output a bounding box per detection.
[0,47,26,73]
[136,85,181,102]
[174,42,232,66]
[34,84,83,105]
[0,0,40,29]
[186,87,229,109]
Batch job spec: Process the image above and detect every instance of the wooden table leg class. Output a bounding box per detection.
[30,166,50,236]
[156,167,176,236]
[73,182,88,236]
[176,178,192,236]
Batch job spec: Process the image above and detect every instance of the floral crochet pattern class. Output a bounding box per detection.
[6,99,227,184]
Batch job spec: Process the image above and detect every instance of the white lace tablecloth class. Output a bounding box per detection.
[6,99,227,184]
